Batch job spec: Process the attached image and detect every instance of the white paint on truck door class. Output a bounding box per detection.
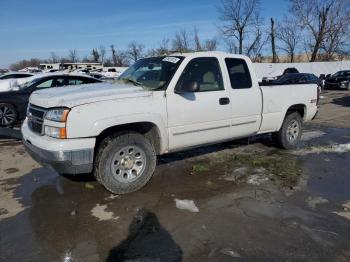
[223,57,262,137]
[166,57,233,150]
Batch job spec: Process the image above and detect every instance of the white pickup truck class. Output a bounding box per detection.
[22,52,318,194]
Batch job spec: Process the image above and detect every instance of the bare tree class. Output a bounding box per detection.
[49,52,59,63]
[148,38,171,56]
[99,46,106,65]
[110,45,118,66]
[277,18,300,62]
[127,41,145,62]
[103,58,113,67]
[110,45,128,66]
[289,0,347,62]
[68,49,79,63]
[270,18,278,63]
[81,56,91,63]
[9,58,42,71]
[225,39,238,53]
[245,25,268,62]
[320,0,350,60]
[218,0,261,54]
[91,48,100,63]
[194,27,202,51]
[172,29,191,52]
[204,39,218,51]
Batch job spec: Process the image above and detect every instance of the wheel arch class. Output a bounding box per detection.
[95,121,164,155]
[285,104,306,120]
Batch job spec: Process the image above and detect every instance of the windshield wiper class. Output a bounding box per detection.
[121,77,142,86]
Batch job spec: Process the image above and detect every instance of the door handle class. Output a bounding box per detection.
[219,97,230,105]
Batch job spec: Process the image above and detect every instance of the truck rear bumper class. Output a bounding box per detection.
[22,120,95,175]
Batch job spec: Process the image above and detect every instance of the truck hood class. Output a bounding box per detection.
[29,82,152,108]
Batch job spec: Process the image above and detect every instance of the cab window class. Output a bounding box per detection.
[225,58,252,89]
[176,57,224,92]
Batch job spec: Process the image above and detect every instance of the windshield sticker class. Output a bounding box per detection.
[162,57,180,63]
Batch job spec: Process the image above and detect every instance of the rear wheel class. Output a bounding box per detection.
[94,132,156,194]
[273,112,302,149]
[0,103,17,127]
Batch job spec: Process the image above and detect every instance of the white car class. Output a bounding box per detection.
[0,72,34,80]
[0,73,35,90]
[22,52,318,194]
[0,72,35,92]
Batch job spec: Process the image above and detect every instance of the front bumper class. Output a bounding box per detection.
[22,119,95,175]
[325,82,349,89]
[23,139,94,174]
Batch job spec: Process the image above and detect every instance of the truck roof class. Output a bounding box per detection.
[168,51,249,60]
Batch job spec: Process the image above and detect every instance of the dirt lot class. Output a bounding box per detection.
[1,90,350,262]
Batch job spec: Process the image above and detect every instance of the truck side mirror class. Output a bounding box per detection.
[175,80,199,94]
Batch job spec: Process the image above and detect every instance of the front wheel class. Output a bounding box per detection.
[273,112,302,149]
[94,132,157,194]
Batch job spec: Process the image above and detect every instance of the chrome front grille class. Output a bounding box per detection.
[27,104,47,135]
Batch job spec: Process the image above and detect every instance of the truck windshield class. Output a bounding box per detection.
[119,56,184,90]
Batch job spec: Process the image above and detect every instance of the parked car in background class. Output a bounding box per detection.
[0,69,9,75]
[282,67,299,75]
[324,70,350,90]
[0,73,36,92]
[89,72,104,79]
[261,73,323,93]
[267,73,322,86]
[22,52,318,194]
[0,73,101,126]
[0,72,34,80]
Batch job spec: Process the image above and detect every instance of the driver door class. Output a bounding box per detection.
[166,57,232,151]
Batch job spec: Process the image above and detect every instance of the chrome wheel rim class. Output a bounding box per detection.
[0,105,16,126]
[287,120,300,142]
[110,145,146,183]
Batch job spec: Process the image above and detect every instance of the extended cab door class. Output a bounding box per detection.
[166,57,233,151]
[223,57,262,137]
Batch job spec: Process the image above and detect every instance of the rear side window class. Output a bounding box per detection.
[53,77,66,87]
[225,58,252,89]
[68,77,84,85]
[69,77,99,85]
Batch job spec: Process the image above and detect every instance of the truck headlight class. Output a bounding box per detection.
[45,108,70,122]
[44,126,67,139]
[44,108,70,139]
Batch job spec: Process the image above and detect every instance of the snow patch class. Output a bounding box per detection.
[221,247,241,258]
[301,131,326,141]
[221,167,247,182]
[334,201,350,221]
[175,199,199,213]
[306,196,329,210]
[91,204,119,221]
[246,174,269,185]
[295,143,350,155]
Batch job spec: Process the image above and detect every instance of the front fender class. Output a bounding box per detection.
[67,110,168,154]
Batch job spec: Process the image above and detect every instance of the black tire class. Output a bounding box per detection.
[0,103,18,127]
[94,132,157,194]
[272,112,303,149]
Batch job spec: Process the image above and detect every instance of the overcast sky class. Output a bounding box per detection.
[0,0,288,67]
